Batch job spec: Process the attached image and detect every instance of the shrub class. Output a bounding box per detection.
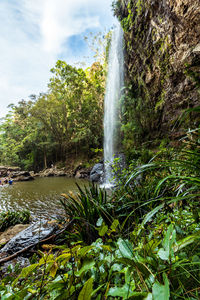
[60,183,112,243]
[0,210,30,232]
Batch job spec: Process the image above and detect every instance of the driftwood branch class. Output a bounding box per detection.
[0,220,74,265]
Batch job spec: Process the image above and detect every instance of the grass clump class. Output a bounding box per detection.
[0,210,30,232]
[60,183,112,244]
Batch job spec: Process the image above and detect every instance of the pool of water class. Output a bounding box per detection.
[0,177,89,220]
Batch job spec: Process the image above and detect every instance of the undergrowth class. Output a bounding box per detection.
[0,125,199,299]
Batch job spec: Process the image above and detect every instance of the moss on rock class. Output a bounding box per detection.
[113,0,200,153]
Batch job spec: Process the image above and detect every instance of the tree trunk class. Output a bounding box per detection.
[44,150,47,169]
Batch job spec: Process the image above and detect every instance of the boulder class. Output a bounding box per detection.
[29,171,35,177]
[0,220,58,255]
[7,167,21,172]
[0,224,29,246]
[75,169,90,179]
[11,171,30,178]
[55,170,67,176]
[0,166,20,177]
[90,163,104,182]
[0,167,34,182]
[9,171,34,182]
[0,166,21,173]
[13,176,34,182]
[38,167,68,177]
[74,165,91,179]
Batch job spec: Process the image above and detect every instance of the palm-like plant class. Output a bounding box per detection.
[60,183,112,243]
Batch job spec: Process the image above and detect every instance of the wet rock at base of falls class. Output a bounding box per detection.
[74,165,91,179]
[90,163,104,182]
[0,220,58,255]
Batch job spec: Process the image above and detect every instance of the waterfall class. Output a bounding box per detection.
[103,21,124,187]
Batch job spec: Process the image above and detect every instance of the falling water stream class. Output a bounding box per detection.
[103,21,124,187]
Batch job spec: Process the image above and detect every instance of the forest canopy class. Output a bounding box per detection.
[0,60,106,170]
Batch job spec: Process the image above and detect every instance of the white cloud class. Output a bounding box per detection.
[21,0,113,53]
[40,0,100,53]
[0,0,114,118]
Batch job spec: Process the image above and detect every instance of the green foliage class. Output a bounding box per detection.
[33,60,105,160]
[121,82,160,153]
[1,221,199,299]
[0,125,199,299]
[0,3,199,298]
[0,59,106,170]
[84,30,112,66]
[113,0,184,151]
[60,183,112,243]
[0,210,30,232]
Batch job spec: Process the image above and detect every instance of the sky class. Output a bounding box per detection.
[0,0,115,118]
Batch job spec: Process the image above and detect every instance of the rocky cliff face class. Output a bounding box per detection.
[114,0,200,148]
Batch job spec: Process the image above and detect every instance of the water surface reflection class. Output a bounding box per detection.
[0,177,88,219]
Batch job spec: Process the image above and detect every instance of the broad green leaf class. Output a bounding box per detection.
[110,219,119,231]
[101,245,113,252]
[192,255,200,262]
[107,284,134,298]
[39,254,54,265]
[75,258,95,276]
[140,204,164,231]
[144,240,161,252]
[56,253,71,262]
[158,224,176,261]
[157,248,169,261]
[152,273,169,300]
[117,238,134,259]
[19,263,39,278]
[50,262,58,278]
[78,246,93,257]
[144,293,152,300]
[91,284,105,297]
[96,217,103,227]
[1,293,13,300]
[27,288,37,294]
[129,293,149,299]
[173,231,200,252]
[163,224,175,250]
[111,263,123,272]
[78,278,93,300]
[117,257,135,266]
[99,225,108,236]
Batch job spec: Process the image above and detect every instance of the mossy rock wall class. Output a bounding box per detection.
[114,0,200,148]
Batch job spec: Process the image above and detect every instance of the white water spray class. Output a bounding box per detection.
[103,22,124,187]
